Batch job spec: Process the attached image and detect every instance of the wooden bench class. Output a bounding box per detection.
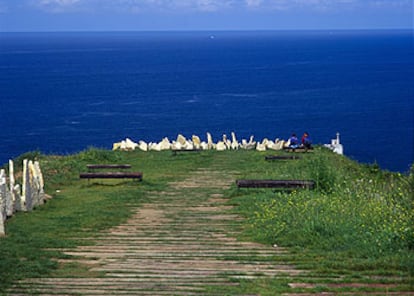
[236,179,314,189]
[80,164,142,182]
[265,155,301,161]
[87,164,132,170]
[80,172,143,180]
[283,147,313,153]
[171,149,201,156]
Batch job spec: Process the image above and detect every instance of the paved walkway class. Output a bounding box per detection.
[10,166,300,295]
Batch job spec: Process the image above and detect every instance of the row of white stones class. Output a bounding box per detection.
[0,159,46,236]
[113,132,291,152]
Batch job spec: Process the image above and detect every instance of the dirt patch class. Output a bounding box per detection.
[116,204,171,226]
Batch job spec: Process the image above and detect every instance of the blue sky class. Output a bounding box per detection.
[0,0,413,31]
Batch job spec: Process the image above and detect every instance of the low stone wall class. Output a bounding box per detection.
[113,132,288,152]
[114,132,344,154]
[0,159,46,236]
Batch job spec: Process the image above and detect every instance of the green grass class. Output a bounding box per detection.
[0,148,213,292]
[0,147,413,294]
[226,148,414,293]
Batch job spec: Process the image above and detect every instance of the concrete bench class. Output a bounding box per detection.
[236,179,314,189]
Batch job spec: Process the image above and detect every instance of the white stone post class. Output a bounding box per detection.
[29,161,36,206]
[21,159,33,211]
[32,161,45,207]
[7,160,15,216]
[0,169,7,236]
[207,132,213,150]
[13,184,22,212]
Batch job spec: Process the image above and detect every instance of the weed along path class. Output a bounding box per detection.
[11,163,301,295]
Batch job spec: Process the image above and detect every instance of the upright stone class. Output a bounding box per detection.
[231,132,239,150]
[171,141,182,150]
[13,184,22,212]
[33,161,45,206]
[200,142,208,150]
[272,139,285,150]
[207,132,213,150]
[28,161,37,207]
[0,212,4,236]
[125,138,138,150]
[242,135,256,150]
[192,135,201,149]
[0,169,7,236]
[222,134,231,149]
[112,142,122,150]
[177,134,187,146]
[34,161,44,190]
[159,138,171,150]
[256,141,267,151]
[216,141,227,151]
[7,160,15,216]
[138,141,148,151]
[21,159,33,211]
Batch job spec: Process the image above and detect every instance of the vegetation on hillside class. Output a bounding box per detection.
[232,148,413,292]
[0,147,412,294]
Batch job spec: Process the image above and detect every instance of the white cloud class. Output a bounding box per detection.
[243,0,412,11]
[243,0,335,10]
[245,0,263,8]
[100,0,236,13]
[33,0,83,13]
[369,0,412,8]
[39,0,81,6]
[195,0,221,12]
[146,0,235,12]
[29,0,414,14]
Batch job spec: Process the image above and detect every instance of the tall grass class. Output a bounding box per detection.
[234,148,413,278]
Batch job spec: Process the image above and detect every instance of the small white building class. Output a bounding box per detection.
[324,133,344,155]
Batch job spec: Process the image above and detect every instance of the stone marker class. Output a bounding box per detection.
[7,160,15,216]
[0,169,7,236]
[192,135,201,149]
[207,132,213,150]
[231,132,239,150]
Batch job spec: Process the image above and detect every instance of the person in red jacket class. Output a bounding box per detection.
[301,132,312,149]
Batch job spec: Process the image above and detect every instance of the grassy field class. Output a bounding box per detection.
[0,147,413,294]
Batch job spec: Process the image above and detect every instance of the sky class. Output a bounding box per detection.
[0,0,413,32]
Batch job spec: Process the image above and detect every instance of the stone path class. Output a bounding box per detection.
[10,166,301,295]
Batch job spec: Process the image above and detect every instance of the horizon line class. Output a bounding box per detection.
[1,28,413,34]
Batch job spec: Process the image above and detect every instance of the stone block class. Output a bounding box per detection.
[0,169,7,236]
[21,159,33,212]
[7,160,15,216]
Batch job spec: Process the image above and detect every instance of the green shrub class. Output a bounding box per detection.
[245,156,413,257]
[303,151,338,193]
[77,147,123,163]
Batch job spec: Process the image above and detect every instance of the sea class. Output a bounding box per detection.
[0,30,413,172]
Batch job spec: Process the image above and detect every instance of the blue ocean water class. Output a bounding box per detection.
[0,31,413,172]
